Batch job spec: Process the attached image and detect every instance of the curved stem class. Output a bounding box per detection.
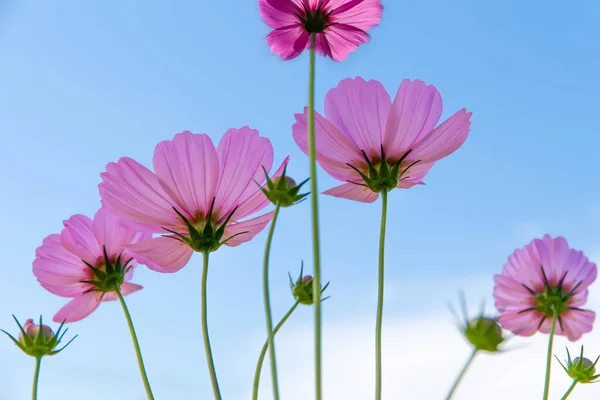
[375,190,388,400]
[263,204,282,400]
[252,301,301,400]
[32,356,41,400]
[542,314,558,400]
[116,289,155,400]
[201,251,222,399]
[445,349,478,400]
[561,380,578,400]
[307,32,323,400]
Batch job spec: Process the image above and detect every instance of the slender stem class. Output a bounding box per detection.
[116,289,155,400]
[263,204,282,400]
[542,313,558,400]
[375,190,388,400]
[307,32,323,400]
[445,349,478,400]
[561,380,578,400]
[201,251,222,399]
[252,301,301,400]
[32,356,41,400]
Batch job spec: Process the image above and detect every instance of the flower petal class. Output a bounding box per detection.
[100,157,180,231]
[60,215,102,265]
[329,0,383,31]
[258,0,302,29]
[383,79,443,161]
[321,24,369,62]
[92,208,152,261]
[323,77,391,159]
[397,161,434,188]
[153,131,219,219]
[409,108,472,163]
[265,25,310,60]
[223,212,274,247]
[53,292,102,323]
[126,236,194,273]
[101,282,144,301]
[323,182,379,203]
[215,127,274,219]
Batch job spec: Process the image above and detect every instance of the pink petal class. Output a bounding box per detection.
[60,215,102,265]
[233,157,290,221]
[409,108,472,163]
[560,310,595,341]
[265,25,310,60]
[383,79,443,161]
[323,182,379,203]
[223,212,274,247]
[153,131,219,218]
[396,161,434,188]
[33,234,92,297]
[126,236,194,273]
[101,282,144,301]
[321,24,370,62]
[329,0,383,32]
[258,0,302,29]
[292,108,363,182]
[53,292,102,323]
[497,310,542,337]
[100,157,181,232]
[323,77,391,160]
[214,127,274,219]
[92,208,152,261]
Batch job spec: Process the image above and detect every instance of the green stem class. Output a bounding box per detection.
[542,313,558,400]
[263,204,282,400]
[307,32,323,400]
[445,349,478,400]
[116,289,155,400]
[32,356,41,400]
[561,380,578,400]
[375,190,388,400]
[252,301,300,400]
[201,251,222,399]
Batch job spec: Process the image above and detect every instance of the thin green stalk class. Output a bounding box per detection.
[263,204,282,400]
[561,380,578,400]
[116,289,155,400]
[201,251,222,399]
[252,301,300,400]
[32,356,41,400]
[375,190,388,400]
[542,313,558,400]
[307,32,323,400]
[445,349,478,400]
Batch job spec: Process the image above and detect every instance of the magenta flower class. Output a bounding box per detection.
[99,128,287,273]
[292,77,472,202]
[33,208,151,323]
[259,0,383,61]
[493,235,597,341]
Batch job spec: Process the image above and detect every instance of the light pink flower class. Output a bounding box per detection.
[493,235,597,341]
[99,128,287,273]
[18,319,54,344]
[292,77,472,202]
[33,208,150,323]
[259,0,383,61]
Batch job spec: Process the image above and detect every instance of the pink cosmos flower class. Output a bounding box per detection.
[99,128,287,273]
[259,0,383,61]
[292,77,472,202]
[33,208,151,323]
[493,235,597,341]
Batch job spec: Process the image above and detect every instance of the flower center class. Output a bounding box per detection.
[80,248,131,293]
[301,3,330,33]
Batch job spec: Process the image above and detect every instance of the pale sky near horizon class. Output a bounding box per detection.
[1,0,600,399]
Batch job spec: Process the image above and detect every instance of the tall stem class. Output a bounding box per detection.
[32,356,41,400]
[307,32,323,400]
[542,313,558,400]
[116,289,155,400]
[375,190,388,400]
[252,301,300,400]
[263,204,282,400]
[445,349,478,400]
[561,380,578,400]
[201,251,222,399]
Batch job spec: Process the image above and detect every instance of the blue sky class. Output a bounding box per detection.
[1,0,599,399]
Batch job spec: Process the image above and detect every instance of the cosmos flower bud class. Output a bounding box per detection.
[2,315,77,358]
[556,346,600,384]
[464,317,504,352]
[260,165,309,207]
[289,262,330,305]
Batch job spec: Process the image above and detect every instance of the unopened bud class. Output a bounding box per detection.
[464,317,504,352]
[557,347,600,384]
[18,319,54,344]
[288,263,329,305]
[260,165,309,207]
[2,315,77,358]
